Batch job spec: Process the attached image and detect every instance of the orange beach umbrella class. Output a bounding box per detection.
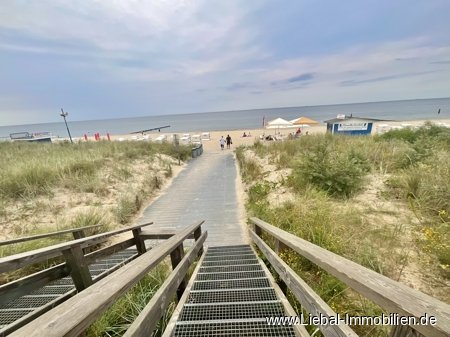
[289,117,320,125]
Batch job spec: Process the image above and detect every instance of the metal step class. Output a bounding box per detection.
[192,278,271,291]
[196,270,266,281]
[199,264,262,273]
[173,320,296,337]
[171,244,297,337]
[179,301,286,321]
[201,258,259,267]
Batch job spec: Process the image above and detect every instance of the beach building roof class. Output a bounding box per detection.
[324,115,387,124]
[289,117,319,125]
[266,118,294,129]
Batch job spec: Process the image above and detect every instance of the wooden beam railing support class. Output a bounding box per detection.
[251,230,358,337]
[170,244,187,300]
[0,224,103,247]
[132,228,147,255]
[0,264,69,304]
[390,326,424,337]
[193,226,203,256]
[71,230,85,240]
[0,222,153,274]
[124,231,207,337]
[274,238,288,294]
[62,244,93,292]
[9,220,205,337]
[250,217,450,337]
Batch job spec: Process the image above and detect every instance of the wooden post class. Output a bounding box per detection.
[390,326,425,337]
[170,243,187,300]
[62,244,93,292]
[274,238,288,294]
[132,227,147,255]
[72,230,85,240]
[72,230,88,254]
[255,224,262,237]
[193,227,203,256]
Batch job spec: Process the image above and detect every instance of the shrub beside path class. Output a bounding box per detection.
[137,150,248,246]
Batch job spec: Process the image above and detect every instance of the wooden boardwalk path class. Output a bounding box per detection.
[138,150,247,246]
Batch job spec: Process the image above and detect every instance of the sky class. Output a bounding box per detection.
[1,0,450,126]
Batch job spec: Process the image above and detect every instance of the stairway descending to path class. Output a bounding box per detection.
[171,245,297,337]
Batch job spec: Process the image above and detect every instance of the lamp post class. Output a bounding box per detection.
[60,108,73,143]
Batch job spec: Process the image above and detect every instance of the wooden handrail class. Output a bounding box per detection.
[0,224,104,246]
[250,217,450,337]
[250,230,358,337]
[124,230,207,337]
[10,221,205,337]
[0,222,153,274]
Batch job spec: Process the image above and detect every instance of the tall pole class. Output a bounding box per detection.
[60,108,73,143]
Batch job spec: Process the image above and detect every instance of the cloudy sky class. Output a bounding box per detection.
[1,0,450,125]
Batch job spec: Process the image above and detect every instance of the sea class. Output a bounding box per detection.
[1,97,449,139]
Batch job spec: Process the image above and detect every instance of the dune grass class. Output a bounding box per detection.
[86,264,172,337]
[0,141,190,200]
[0,140,189,283]
[237,124,450,336]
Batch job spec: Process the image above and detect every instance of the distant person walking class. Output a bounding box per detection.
[219,136,225,150]
[226,134,232,149]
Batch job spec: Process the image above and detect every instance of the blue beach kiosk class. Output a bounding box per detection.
[325,115,382,136]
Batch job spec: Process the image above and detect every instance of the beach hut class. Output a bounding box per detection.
[325,115,384,135]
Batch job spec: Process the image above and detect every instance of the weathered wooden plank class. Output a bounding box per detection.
[124,231,207,337]
[170,244,187,300]
[250,217,450,337]
[274,238,288,294]
[0,264,69,305]
[193,226,203,256]
[390,326,425,337]
[0,290,75,336]
[0,225,103,246]
[84,238,135,265]
[132,228,146,255]
[161,247,209,337]
[9,221,204,337]
[62,245,92,292]
[71,230,85,240]
[0,222,153,274]
[139,228,195,240]
[255,245,311,337]
[251,231,358,337]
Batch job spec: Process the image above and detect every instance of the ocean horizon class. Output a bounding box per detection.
[1,97,449,138]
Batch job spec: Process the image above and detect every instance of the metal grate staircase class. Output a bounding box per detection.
[171,245,298,337]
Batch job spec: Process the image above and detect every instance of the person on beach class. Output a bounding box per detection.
[220,136,225,150]
[226,134,232,149]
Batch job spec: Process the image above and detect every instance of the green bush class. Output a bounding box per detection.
[289,139,367,198]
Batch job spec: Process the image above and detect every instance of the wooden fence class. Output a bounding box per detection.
[8,221,206,337]
[249,217,450,337]
[0,224,104,247]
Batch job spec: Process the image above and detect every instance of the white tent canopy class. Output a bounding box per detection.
[266,118,294,129]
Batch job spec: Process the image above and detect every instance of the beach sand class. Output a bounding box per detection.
[84,118,450,152]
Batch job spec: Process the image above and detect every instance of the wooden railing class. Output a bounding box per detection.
[10,221,206,337]
[0,224,104,247]
[0,222,153,305]
[249,217,450,337]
